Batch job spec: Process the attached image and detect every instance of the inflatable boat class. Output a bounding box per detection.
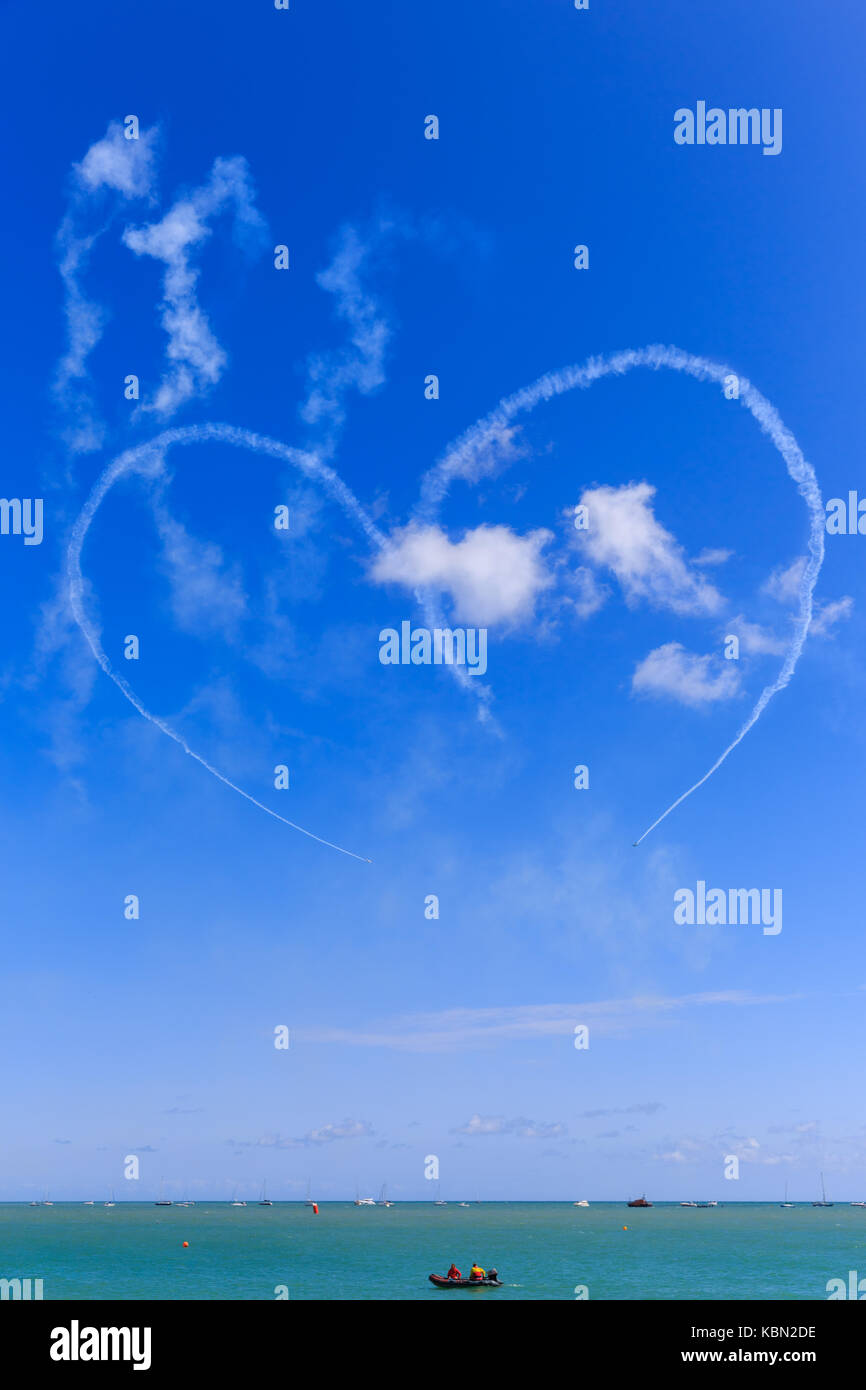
[429,1273,502,1288]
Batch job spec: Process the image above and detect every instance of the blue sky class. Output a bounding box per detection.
[1,0,864,1202]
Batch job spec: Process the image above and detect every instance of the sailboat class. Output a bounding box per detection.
[230,1187,247,1207]
[258,1181,273,1207]
[41,1193,54,1206]
[812,1173,833,1207]
[303,1179,316,1208]
[433,1182,447,1206]
[104,1190,115,1208]
[376,1183,393,1207]
[154,1178,172,1207]
[780,1182,794,1208]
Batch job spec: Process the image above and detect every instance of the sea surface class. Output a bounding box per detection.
[2,1202,864,1301]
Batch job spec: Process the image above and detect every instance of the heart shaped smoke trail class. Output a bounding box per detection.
[415,345,825,844]
[66,422,387,862]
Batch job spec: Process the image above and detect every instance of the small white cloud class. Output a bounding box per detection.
[632,642,741,707]
[454,1114,506,1136]
[74,120,158,199]
[693,547,734,567]
[725,615,788,657]
[306,1119,373,1145]
[370,522,553,626]
[576,482,724,616]
[762,557,806,605]
[811,596,854,636]
[566,565,609,619]
[452,1113,566,1139]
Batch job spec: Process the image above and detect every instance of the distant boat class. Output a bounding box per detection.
[780,1182,794,1208]
[353,1184,375,1206]
[29,1200,39,1207]
[154,1179,172,1207]
[627,1195,652,1207]
[680,1201,697,1207]
[303,1179,316,1208]
[83,1200,95,1206]
[459,1201,470,1207]
[695,1201,716,1208]
[573,1200,590,1207]
[259,1181,273,1207]
[851,1201,866,1208]
[104,1190,115,1208]
[376,1184,393,1207]
[432,1182,447,1206]
[812,1173,833,1207]
[42,1194,53,1206]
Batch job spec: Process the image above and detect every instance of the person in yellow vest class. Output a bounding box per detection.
[469,1262,486,1282]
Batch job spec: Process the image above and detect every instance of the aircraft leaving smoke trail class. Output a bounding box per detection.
[416,345,824,843]
[67,422,387,863]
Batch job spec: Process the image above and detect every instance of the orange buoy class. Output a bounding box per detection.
[182,1241,189,1247]
[622,1226,628,1231]
[312,1203,319,1214]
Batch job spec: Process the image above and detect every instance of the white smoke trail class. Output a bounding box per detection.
[415,345,824,842]
[55,121,159,453]
[67,422,388,862]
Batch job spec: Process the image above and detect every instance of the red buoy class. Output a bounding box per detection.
[312,1203,319,1214]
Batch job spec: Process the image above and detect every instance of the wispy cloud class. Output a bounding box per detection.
[452,1114,567,1139]
[761,556,852,637]
[810,595,853,635]
[297,992,797,1053]
[151,497,248,639]
[693,547,733,567]
[54,120,159,452]
[122,156,265,417]
[300,221,394,455]
[722,616,788,657]
[232,1119,375,1149]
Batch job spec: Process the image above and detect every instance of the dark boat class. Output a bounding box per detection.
[627,1195,652,1207]
[429,1274,502,1288]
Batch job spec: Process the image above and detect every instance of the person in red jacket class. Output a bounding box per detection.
[446,1263,462,1280]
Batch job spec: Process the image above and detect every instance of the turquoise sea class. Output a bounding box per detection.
[3,1203,865,1301]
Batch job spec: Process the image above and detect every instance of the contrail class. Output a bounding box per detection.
[67,422,387,862]
[416,345,824,843]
